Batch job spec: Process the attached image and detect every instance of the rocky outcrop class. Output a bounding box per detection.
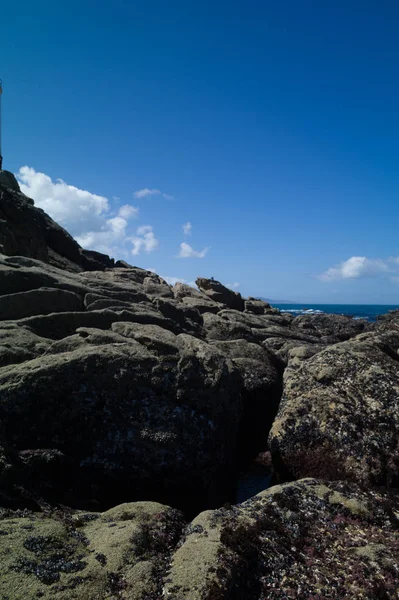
[196,277,245,311]
[375,309,399,333]
[0,245,377,516]
[292,312,369,343]
[0,255,247,514]
[269,331,399,487]
[0,171,116,273]
[0,250,294,515]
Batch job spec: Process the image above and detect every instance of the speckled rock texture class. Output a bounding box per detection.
[0,501,185,600]
[269,331,399,487]
[2,480,398,600]
[164,478,399,600]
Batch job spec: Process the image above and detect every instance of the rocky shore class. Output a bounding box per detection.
[0,171,398,598]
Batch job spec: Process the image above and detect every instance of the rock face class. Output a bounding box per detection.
[196,277,245,312]
[0,259,246,515]
[269,331,399,487]
[0,171,116,272]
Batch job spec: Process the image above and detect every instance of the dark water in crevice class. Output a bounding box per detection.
[234,452,274,504]
[235,464,273,504]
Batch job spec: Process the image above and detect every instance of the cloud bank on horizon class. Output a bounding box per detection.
[319,256,399,282]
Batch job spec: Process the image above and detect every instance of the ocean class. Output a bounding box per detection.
[273,304,399,322]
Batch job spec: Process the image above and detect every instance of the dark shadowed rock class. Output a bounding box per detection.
[0,323,243,514]
[0,324,50,367]
[173,282,223,314]
[143,275,174,298]
[210,339,282,465]
[202,312,253,341]
[0,170,21,192]
[80,248,115,270]
[153,298,203,336]
[244,298,271,314]
[196,277,245,311]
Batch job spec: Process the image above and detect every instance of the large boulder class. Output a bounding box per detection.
[374,309,399,333]
[268,331,399,488]
[196,278,245,311]
[0,326,243,514]
[164,478,399,599]
[292,312,370,343]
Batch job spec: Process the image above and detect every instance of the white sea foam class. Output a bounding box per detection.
[280,308,325,316]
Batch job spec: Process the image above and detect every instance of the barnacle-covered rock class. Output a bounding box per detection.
[269,331,399,487]
[0,501,184,600]
[164,478,399,599]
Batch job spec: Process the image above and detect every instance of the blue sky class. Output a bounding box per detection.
[2,1,399,303]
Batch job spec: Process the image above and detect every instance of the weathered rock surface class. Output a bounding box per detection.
[0,246,293,515]
[196,278,245,312]
[375,309,399,333]
[0,172,116,272]
[269,331,399,487]
[2,479,398,599]
[0,304,242,513]
[165,478,399,599]
[0,501,185,600]
[292,312,369,343]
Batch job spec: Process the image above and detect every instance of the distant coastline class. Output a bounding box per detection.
[272,303,399,322]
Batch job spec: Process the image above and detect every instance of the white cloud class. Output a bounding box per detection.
[160,276,197,287]
[319,256,390,281]
[17,166,109,236]
[134,188,174,200]
[177,242,209,259]
[134,188,160,199]
[131,225,159,256]
[225,282,240,289]
[118,204,139,219]
[183,221,192,236]
[17,166,140,257]
[162,276,187,286]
